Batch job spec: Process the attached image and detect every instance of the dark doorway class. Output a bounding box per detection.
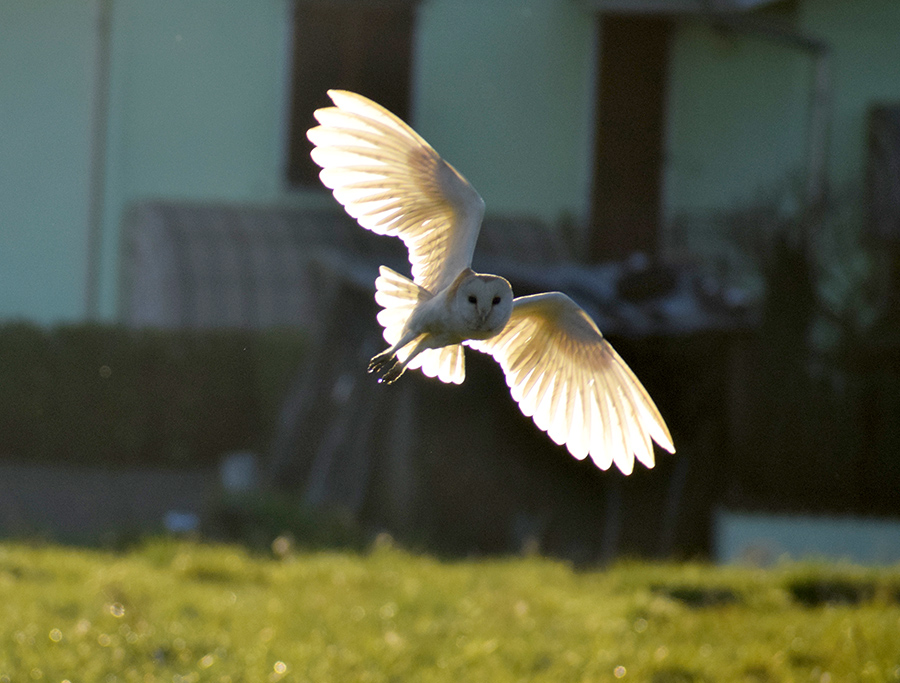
[590,15,671,261]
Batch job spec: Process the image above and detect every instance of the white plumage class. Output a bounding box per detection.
[307,90,674,474]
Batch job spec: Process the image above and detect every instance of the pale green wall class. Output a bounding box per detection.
[799,0,900,191]
[414,0,597,224]
[664,0,900,219]
[0,0,295,324]
[5,0,900,324]
[1,0,597,324]
[664,17,808,217]
[0,1,96,322]
[99,0,293,319]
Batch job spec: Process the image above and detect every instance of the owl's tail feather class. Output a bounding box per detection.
[372,266,466,385]
[374,266,427,344]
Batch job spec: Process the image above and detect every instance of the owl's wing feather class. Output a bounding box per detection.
[466,292,674,475]
[308,90,485,294]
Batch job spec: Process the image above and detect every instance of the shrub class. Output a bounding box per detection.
[0,323,306,468]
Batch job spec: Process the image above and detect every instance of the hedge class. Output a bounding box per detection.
[0,323,306,468]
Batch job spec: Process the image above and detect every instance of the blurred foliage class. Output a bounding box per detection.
[204,492,364,552]
[0,323,306,468]
[708,187,900,515]
[0,540,898,682]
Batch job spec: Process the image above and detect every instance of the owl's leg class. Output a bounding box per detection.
[367,333,431,385]
[367,350,407,384]
[367,329,418,384]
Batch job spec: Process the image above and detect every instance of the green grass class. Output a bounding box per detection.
[1,539,899,682]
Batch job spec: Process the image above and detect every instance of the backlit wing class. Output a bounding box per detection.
[466,292,674,475]
[307,90,485,294]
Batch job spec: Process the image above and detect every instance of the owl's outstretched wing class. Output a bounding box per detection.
[466,292,675,475]
[307,90,485,294]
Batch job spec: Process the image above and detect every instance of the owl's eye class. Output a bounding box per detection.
[492,296,501,305]
[468,295,477,304]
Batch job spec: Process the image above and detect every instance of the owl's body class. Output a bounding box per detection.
[368,266,513,384]
[308,90,675,474]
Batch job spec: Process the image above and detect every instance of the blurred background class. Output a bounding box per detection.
[1,0,899,564]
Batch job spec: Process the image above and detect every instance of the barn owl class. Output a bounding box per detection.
[307,90,674,474]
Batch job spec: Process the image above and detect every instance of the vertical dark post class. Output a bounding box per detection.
[590,15,671,262]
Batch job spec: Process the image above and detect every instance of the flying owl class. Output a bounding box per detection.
[307,90,674,475]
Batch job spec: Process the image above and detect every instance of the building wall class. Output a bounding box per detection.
[664,16,808,219]
[664,0,900,222]
[99,0,294,320]
[1,0,298,324]
[799,0,900,192]
[1,0,598,324]
[414,0,597,225]
[4,0,899,324]
[0,1,97,322]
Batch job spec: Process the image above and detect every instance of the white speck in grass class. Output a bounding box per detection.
[108,603,125,618]
[820,672,832,683]
[379,602,397,619]
[633,618,648,633]
[271,535,293,558]
[48,629,62,642]
[273,661,287,674]
[614,666,626,678]
[199,654,214,669]
[97,633,112,647]
[654,646,668,661]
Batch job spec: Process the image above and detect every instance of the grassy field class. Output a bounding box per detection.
[1,539,899,682]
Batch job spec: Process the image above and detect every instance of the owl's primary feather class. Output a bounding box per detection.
[308,90,675,474]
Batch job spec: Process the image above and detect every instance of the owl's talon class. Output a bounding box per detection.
[368,353,405,384]
[379,362,406,384]
[367,352,391,374]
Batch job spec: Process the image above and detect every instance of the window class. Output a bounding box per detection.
[285,1,417,187]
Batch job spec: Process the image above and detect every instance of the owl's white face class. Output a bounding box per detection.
[452,274,514,338]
